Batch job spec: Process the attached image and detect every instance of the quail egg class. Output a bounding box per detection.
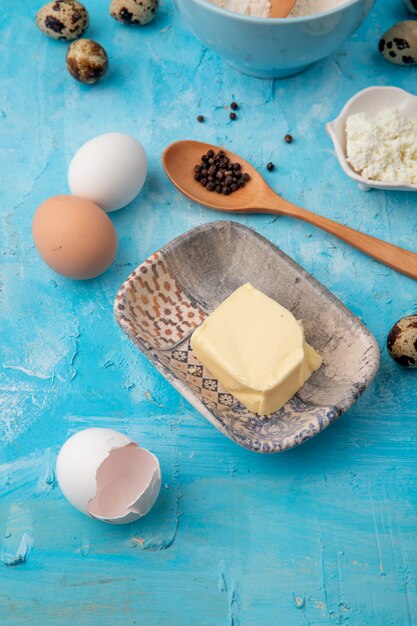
[387,315,417,368]
[36,0,89,41]
[110,0,158,25]
[405,0,417,15]
[66,39,108,84]
[379,21,417,66]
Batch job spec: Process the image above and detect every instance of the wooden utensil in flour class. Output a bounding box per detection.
[269,0,296,17]
[162,140,417,281]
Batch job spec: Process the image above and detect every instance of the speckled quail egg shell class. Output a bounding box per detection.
[405,0,417,15]
[379,21,417,66]
[56,428,161,524]
[387,315,417,368]
[36,0,89,41]
[66,39,108,84]
[110,0,158,25]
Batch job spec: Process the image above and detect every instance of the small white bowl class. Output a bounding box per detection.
[326,86,417,192]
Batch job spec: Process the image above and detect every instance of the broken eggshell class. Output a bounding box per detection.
[56,428,161,524]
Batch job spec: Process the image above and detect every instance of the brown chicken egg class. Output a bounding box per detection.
[32,195,117,279]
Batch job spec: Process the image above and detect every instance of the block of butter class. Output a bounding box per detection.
[190,283,322,415]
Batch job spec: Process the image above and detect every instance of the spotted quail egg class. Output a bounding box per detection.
[379,21,417,66]
[66,39,108,84]
[36,0,89,41]
[405,0,417,15]
[387,315,417,368]
[110,0,158,25]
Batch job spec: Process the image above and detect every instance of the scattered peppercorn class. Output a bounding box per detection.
[267,162,275,171]
[193,149,250,195]
[230,102,238,110]
[197,115,205,123]
[229,112,237,121]
[284,134,293,143]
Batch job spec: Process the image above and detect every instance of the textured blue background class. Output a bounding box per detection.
[1,0,417,624]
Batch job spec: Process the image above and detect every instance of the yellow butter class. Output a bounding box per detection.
[190,283,322,415]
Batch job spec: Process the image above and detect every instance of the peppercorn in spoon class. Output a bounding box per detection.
[162,140,417,281]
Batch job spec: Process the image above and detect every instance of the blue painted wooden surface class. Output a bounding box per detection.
[1,0,417,623]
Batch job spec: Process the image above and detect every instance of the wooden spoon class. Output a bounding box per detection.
[162,140,417,281]
[269,0,296,17]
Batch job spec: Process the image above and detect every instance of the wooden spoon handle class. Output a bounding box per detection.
[265,199,417,280]
[269,0,296,17]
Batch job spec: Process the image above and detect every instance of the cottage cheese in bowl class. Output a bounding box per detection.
[346,108,417,184]
[209,0,349,17]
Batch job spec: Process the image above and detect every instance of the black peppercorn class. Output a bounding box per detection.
[197,115,204,123]
[230,102,238,110]
[229,112,237,121]
[284,134,293,143]
[267,162,275,171]
[192,149,250,196]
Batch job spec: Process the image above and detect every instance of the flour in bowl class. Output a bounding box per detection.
[210,0,270,17]
[208,0,349,17]
[288,0,348,16]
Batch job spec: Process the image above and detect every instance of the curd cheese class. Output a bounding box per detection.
[346,108,417,184]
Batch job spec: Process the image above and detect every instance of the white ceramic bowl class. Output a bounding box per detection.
[326,86,417,192]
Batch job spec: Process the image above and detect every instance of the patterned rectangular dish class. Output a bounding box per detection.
[114,221,380,453]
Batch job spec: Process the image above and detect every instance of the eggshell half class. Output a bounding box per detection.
[56,428,132,516]
[56,428,161,524]
[68,133,147,212]
[88,443,161,524]
[32,195,117,279]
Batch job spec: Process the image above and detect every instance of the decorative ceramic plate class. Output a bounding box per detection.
[326,86,417,192]
[114,221,380,453]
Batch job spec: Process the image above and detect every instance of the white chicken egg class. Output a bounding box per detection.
[68,133,147,212]
[56,428,161,524]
